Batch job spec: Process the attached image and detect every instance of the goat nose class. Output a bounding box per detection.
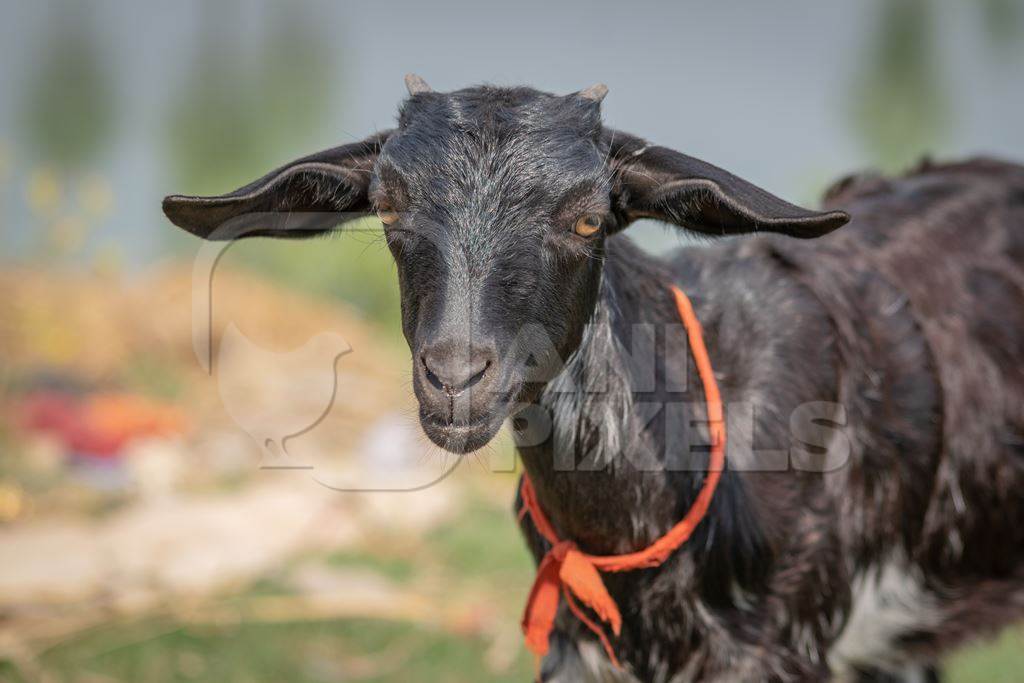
[421,342,494,396]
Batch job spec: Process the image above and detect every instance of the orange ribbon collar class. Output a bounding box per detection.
[518,285,727,668]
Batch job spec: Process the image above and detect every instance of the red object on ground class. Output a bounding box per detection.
[19,392,189,457]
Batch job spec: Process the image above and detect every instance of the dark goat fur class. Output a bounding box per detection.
[520,159,1024,681]
[164,82,1024,682]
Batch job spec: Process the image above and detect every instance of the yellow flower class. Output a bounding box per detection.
[0,484,24,523]
[26,166,63,217]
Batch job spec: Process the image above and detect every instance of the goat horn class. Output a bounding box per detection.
[404,73,432,96]
[578,83,609,103]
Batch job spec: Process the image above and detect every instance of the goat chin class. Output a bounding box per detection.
[418,410,505,454]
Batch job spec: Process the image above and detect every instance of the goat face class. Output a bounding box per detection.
[376,87,614,451]
[164,77,848,454]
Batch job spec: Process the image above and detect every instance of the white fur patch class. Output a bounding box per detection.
[829,555,941,678]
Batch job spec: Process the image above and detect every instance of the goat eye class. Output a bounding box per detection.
[574,214,603,238]
[376,204,400,226]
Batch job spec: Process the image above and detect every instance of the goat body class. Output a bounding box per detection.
[519,159,1024,681]
[163,80,1024,683]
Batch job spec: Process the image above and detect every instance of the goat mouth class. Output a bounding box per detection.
[418,409,505,454]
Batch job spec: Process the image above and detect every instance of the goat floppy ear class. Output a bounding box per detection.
[163,131,391,240]
[608,131,849,239]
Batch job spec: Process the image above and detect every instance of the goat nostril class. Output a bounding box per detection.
[421,355,446,393]
[463,360,490,392]
[421,351,493,396]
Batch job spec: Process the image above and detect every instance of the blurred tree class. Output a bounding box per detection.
[163,7,401,331]
[165,5,333,195]
[979,0,1024,54]
[258,6,335,154]
[17,4,117,263]
[165,22,259,194]
[848,0,952,172]
[20,6,115,170]
[849,0,1023,172]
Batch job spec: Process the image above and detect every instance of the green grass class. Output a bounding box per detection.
[945,626,1024,683]
[5,590,1022,683]
[2,618,532,683]
[325,549,417,584]
[11,615,1019,682]
[427,495,534,587]
[4,480,1020,682]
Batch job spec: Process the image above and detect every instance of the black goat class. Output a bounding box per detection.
[163,77,1024,682]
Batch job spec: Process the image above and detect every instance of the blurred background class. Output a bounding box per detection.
[1,1,1023,681]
